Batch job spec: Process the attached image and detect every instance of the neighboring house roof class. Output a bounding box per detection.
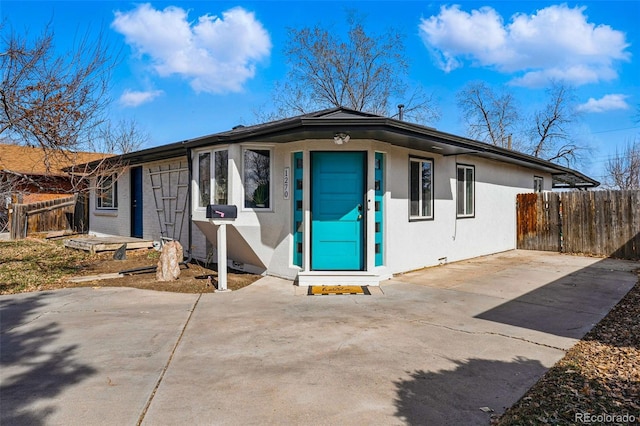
[90,107,599,188]
[0,143,110,177]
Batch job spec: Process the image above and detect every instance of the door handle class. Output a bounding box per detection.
[357,204,362,212]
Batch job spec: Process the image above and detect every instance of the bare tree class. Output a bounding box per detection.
[68,119,149,194]
[1,23,113,159]
[528,82,584,165]
[456,81,521,149]
[457,81,586,166]
[605,139,640,190]
[92,118,149,155]
[1,22,149,207]
[264,14,439,124]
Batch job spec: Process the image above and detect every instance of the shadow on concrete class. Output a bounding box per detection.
[474,257,638,339]
[0,293,96,425]
[393,357,548,426]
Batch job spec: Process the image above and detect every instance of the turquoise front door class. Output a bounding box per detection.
[311,152,366,270]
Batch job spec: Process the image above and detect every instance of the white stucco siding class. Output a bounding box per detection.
[384,148,552,273]
[384,145,450,273]
[191,143,295,278]
[191,138,554,279]
[448,156,529,261]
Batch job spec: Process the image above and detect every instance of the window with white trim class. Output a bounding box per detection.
[457,164,474,217]
[534,176,544,193]
[96,174,118,209]
[197,149,228,208]
[409,157,433,220]
[244,148,271,209]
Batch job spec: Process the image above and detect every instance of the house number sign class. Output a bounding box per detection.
[283,167,290,200]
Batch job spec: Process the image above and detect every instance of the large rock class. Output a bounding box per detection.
[156,241,183,281]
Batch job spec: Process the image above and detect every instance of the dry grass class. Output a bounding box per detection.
[0,238,259,294]
[0,238,92,293]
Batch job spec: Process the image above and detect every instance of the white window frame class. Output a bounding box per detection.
[409,157,434,220]
[456,164,475,218]
[96,174,118,210]
[196,151,211,209]
[242,146,273,211]
[194,147,229,210]
[534,176,544,193]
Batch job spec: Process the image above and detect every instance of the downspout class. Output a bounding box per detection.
[452,155,458,241]
[186,146,193,261]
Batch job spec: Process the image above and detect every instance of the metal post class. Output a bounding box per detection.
[217,223,228,291]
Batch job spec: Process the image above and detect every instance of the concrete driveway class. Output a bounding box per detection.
[1,251,637,425]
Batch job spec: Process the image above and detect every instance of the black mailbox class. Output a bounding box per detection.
[206,204,238,219]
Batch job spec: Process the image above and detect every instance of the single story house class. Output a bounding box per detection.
[85,108,598,285]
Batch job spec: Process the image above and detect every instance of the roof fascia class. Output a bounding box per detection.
[85,110,597,188]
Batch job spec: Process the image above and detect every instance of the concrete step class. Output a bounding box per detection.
[296,271,384,286]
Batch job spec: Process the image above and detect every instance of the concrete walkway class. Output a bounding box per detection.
[1,251,637,425]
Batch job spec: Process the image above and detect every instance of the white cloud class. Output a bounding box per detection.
[577,94,630,113]
[419,4,630,87]
[112,4,271,93]
[119,89,164,107]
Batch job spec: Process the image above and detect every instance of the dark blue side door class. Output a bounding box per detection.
[131,167,143,238]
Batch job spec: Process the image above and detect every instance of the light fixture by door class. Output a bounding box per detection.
[333,132,350,145]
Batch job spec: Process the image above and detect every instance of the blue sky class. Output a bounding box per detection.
[2,0,639,182]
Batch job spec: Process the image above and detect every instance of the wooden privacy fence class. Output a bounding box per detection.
[517,190,640,260]
[9,194,88,239]
[517,191,562,252]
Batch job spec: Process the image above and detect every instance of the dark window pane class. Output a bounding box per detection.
[97,174,117,209]
[244,149,271,208]
[214,150,228,204]
[465,168,474,215]
[457,167,465,215]
[199,153,211,207]
[410,161,420,216]
[422,161,432,217]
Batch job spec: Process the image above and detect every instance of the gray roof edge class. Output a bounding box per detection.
[80,107,598,188]
[185,107,357,147]
[382,118,599,188]
[82,141,187,168]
